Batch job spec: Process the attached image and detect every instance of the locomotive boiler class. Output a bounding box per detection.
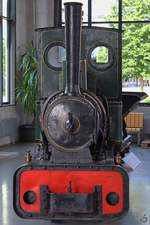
[14,2,145,222]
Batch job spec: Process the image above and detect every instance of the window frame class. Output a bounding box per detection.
[0,0,16,106]
[59,0,150,105]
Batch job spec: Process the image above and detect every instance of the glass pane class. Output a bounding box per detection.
[2,19,9,103]
[45,45,66,70]
[92,23,118,28]
[92,0,118,22]
[91,46,109,63]
[122,23,150,102]
[122,0,150,22]
[89,44,114,71]
[2,0,8,17]
[62,0,88,23]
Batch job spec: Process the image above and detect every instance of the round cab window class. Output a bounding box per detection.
[88,44,114,71]
[44,43,66,71]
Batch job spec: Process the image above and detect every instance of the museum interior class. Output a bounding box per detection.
[0,0,150,225]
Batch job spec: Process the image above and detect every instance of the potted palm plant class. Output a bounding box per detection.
[16,41,37,142]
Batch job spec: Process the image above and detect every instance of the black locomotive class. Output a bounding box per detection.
[14,2,145,222]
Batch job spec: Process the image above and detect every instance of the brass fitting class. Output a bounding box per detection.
[115,152,122,165]
[25,151,32,163]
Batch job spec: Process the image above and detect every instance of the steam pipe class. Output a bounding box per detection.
[64,2,82,95]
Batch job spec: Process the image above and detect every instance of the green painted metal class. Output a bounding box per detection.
[36,26,121,143]
[81,27,119,99]
[37,27,119,99]
[38,28,65,98]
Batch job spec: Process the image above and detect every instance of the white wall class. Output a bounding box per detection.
[0,106,18,146]
[0,0,54,146]
[34,0,54,29]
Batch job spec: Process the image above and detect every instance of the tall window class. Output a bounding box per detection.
[61,0,119,26]
[62,0,88,23]
[0,0,15,105]
[61,0,150,104]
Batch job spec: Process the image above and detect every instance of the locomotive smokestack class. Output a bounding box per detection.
[64,2,82,95]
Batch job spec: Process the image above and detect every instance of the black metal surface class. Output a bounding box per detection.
[49,146,93,164]
[122,92,147,117]
[40,185,49,216]
[48,189,95,213]
[88,0,92,26]
[43,95,97,151]
[118,0,122,101]
[23,191,37,205]
[64,2,82,95]
[54,0,62,27]
[106,192,120,206]
[87,21,150,24]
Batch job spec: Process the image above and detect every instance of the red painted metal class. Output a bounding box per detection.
[20,170,123,214]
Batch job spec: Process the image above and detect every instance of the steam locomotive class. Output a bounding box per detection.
[14,2,145,222]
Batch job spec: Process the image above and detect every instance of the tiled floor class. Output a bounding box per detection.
[0,143,150,225]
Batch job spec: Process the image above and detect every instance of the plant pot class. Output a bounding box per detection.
[19,124,35,142]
